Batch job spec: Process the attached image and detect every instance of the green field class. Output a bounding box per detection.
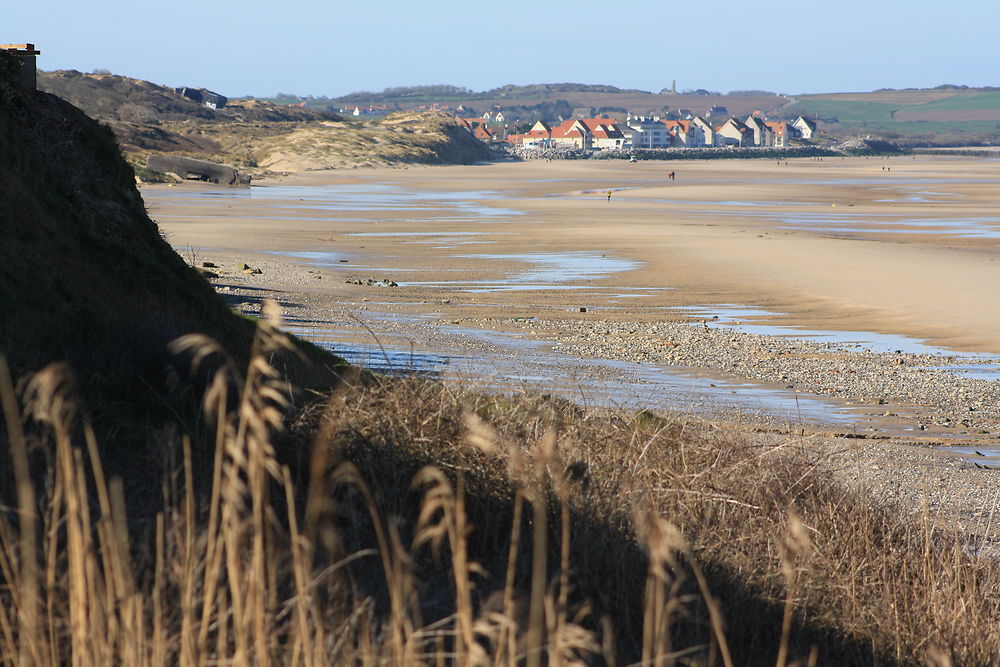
[786,99,899,123]
[786,91,1000,142]
[900,90,1000,113]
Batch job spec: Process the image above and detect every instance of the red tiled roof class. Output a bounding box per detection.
[662,120,692,132]
[579,117,616,131]
[592,124,624,139]
[550,119,590,139]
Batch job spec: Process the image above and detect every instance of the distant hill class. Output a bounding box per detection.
[266,82,1000,146]
[36,70,496,171]
[39,69,342,123]
[266,83,790,122]
[330,82,658,105]
[785,87,1000,145]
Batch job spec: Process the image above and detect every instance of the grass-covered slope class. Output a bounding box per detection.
[0,51,255,413]
[254,111,499,171]
[37,69,497,171]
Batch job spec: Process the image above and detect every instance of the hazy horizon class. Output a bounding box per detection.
[9,0,999,99]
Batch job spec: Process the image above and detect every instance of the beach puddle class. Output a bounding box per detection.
[935,446,1000,469]
[674,304,1000,359]
[394,252,642,293]
[283,323,456,377]
[464,252,640,283]
[293,318,865,425]
[929,364,1000,382]
[248,184,523,220]
[145,183,524,223]
[318,341,453,378]
[776,216,1000,239]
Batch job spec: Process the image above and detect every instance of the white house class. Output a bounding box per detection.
[482,109,506,123]
[580,118,627,149]
[626,116,671,148]
[716,117,752,146]
[691,116,717,146]
[791,116,817,139]
[744,115,775,147]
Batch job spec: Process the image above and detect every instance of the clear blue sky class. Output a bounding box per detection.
[7,0,999,98]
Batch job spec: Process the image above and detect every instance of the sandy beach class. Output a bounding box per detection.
[140,155,1000,527]
[135,156,1000,533]
[147,157,1000,347]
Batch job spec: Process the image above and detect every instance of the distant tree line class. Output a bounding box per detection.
[874,84,1000,92]
[483,82,653,97]
[726,90,780,96]
[328,82,657,105]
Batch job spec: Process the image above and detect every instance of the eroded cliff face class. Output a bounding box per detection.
[0,50,252,414]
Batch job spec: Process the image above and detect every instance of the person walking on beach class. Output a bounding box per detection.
[668,171,675,181]
[606,189,613,201]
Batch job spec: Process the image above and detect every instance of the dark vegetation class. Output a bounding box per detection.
[0,51,344,490]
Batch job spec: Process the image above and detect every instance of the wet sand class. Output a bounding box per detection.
[147,156,1000,353]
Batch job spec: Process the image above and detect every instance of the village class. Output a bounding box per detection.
[346,100,819,150]
[463,110,817,149]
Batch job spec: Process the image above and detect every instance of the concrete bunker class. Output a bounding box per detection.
[0,43,40,90]
[146,155,251,186]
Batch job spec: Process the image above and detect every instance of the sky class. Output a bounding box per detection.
[7,0,1000,99]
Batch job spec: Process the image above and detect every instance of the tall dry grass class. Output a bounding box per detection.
[1,303,1000,664]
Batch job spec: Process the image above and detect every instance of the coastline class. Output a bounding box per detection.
[141,156,1000,536]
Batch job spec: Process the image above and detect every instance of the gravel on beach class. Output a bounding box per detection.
[198,255,1000,541]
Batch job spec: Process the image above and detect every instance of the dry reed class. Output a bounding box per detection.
[1,305,1000,665]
